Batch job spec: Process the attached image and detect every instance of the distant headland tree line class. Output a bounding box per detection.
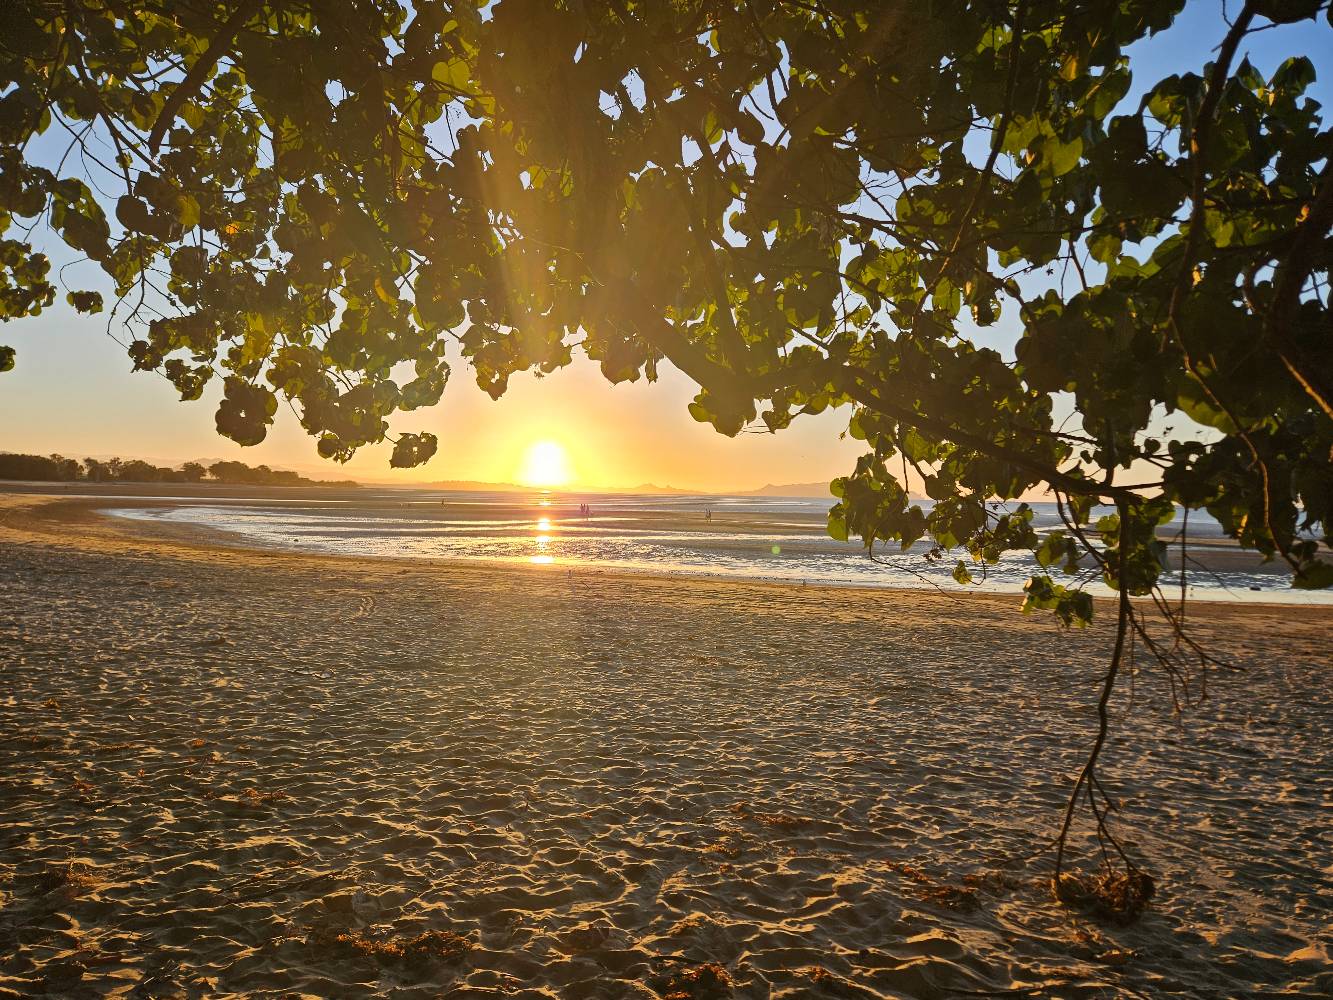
[0,453,356,487]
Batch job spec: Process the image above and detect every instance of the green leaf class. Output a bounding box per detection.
[827,507,849,542]
[1255,2,1323,26]
[1047,135,1083,177]
[177,194,201,230]
[215,377,276,447]
[1034,531,1068,568]
[390,431,439,468]
[432,58,470,92]
[1294,560,1333,590]
[66,290,103,313]
[1021,576,1093,627]
[1175,376,1238,433]
[1271,55,1315,93]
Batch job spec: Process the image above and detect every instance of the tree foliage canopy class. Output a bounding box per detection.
[3,0,1332,613]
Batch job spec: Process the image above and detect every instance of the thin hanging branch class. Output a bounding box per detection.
[1266,159,1333,420]
[1054,496,1136,885]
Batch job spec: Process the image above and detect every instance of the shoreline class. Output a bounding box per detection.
[0,490,1045,626]
[2,487,1323,614]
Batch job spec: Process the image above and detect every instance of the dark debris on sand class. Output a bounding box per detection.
[654,961,735,999]
[304,925,474,971]
[1055,867,1157,924]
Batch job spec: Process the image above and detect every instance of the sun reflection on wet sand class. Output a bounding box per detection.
[530,521,554,564]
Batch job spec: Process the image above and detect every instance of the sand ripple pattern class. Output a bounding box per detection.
[0,527,1330,997]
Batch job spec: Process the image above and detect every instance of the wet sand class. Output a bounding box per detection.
[0,479,1299,580]
[1,493,1330,998]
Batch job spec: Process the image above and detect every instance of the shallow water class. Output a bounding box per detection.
[110,490,1331,604]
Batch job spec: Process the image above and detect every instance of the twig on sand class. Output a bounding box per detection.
[228,867,347,905]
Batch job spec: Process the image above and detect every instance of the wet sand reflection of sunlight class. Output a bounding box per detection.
[530,517,554,564]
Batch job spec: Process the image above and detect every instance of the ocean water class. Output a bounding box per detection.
[110,490,1331,604]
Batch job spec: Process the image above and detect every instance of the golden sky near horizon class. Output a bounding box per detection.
[0,306,864,491]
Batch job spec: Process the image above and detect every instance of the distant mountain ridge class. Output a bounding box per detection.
[739,481,834,497]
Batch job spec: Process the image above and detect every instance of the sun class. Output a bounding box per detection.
[518,440,572,488]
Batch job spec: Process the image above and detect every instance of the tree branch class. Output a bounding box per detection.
[1168,0,1257,328]
[908,0,1026,330]
[1267,159,1333,419]
[619,279,1145,503]
[1055,495,1134,883]
[146,0,263,157]
[830,367,1144,503]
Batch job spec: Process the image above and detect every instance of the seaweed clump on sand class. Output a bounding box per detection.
[236,786,291,805]
[729,801,807,830]
[307,926,473,971]
[881,860,983,912]
[34,861,101,898]
[655,962,734,999]
[808,966,865,993]
[1055,867,1156,924]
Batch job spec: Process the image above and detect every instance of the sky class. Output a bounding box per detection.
[1,2,1328,491]
[0,311,857,488]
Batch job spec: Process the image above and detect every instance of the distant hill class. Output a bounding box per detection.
[739,481,834,497]
[618,482,695,495]
[589,481,834,497]
[414,479,527,493]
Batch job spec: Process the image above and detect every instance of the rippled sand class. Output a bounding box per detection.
[1,494,1329,998]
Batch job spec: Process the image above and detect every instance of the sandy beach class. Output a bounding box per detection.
[1,491,1330,998]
